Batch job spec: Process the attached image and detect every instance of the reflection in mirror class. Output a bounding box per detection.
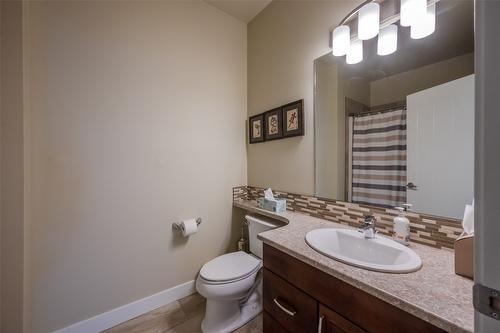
[314,0,474,219]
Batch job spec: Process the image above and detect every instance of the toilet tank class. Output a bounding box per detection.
[246,214,281,259]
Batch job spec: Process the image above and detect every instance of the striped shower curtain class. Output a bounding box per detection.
[350,109,407,208]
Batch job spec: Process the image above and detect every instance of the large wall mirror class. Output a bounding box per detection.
[314,0,474,219]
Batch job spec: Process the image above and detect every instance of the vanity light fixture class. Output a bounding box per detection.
[358,2,380,40]
[377,24,398,56]
[330,0,439,65]
[410,3,436,39]
[400,0,427,27]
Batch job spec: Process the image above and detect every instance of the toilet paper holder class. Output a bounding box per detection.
[172,218,202,231]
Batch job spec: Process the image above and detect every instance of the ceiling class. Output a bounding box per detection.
[205,0,272,23]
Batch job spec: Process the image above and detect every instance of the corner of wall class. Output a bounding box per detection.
[1,1,28,332]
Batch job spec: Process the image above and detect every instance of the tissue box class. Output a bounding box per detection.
[455,234,474,280]
[257,197,287,213]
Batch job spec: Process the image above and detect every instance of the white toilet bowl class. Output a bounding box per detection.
[196,215,281,333]
[196,251,263,333]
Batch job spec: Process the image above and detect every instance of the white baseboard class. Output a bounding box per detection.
[52,280,196,333]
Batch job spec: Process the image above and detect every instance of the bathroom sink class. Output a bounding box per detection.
[305,228,422,273]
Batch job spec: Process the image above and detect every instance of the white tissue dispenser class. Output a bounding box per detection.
[257,197,287,213]
[258,188,287,213]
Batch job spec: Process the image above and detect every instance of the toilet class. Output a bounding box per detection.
[196,214,281,333]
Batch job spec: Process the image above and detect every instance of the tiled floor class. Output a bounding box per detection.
[103,293,263,333]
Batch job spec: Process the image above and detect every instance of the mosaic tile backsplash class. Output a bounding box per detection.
[233,185,463,250]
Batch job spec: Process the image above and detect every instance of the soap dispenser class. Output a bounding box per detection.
[393,204,411,245]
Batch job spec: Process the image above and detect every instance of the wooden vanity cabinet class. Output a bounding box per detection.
[262,244,446,333]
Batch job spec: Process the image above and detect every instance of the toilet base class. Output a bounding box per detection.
[200,284,262,333]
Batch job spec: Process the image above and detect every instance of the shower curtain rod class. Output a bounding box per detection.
[351,100,406,118]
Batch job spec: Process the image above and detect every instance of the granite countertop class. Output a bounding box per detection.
[234,200,474,333]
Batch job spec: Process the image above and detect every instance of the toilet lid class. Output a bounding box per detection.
[200,251,261,282]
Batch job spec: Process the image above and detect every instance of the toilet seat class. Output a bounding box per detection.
[199,251,261,284]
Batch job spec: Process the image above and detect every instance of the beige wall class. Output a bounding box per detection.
[370,52,475,106]
[1,1,27,332]
[26,1,247,332]
[247,0,362,195]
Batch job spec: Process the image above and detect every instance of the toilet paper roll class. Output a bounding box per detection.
[180,218,198,237]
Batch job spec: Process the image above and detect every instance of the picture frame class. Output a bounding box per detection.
[264,107,283,141]
[249,114,264,144]
[282,99,304,137]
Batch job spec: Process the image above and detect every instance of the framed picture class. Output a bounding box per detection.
[282,99,304,137]
[264,107,283,141]
[249,114,264,144]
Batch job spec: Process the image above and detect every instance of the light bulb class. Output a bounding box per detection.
[358,2,380,40]
[400,0,427,27]
[346,40,363,64]
[377,24,398,56]
[332,25,350,56]
[411,3,436,39]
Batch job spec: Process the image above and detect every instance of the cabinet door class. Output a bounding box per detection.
[319,304,367,333]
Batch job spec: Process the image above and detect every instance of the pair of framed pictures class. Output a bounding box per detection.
[249,99,304,144]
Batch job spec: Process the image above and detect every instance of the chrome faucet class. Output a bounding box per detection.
[358,215,377,239]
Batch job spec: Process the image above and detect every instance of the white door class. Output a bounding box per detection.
[407,74,474,219]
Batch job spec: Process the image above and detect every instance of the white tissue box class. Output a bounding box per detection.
[257,197,287,213]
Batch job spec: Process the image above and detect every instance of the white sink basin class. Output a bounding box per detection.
[305,228,422,273]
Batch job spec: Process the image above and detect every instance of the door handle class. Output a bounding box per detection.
[273,298,296,316]
[407,182,418,190]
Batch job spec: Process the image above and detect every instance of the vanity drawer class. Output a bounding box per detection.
[263,268,317,333]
